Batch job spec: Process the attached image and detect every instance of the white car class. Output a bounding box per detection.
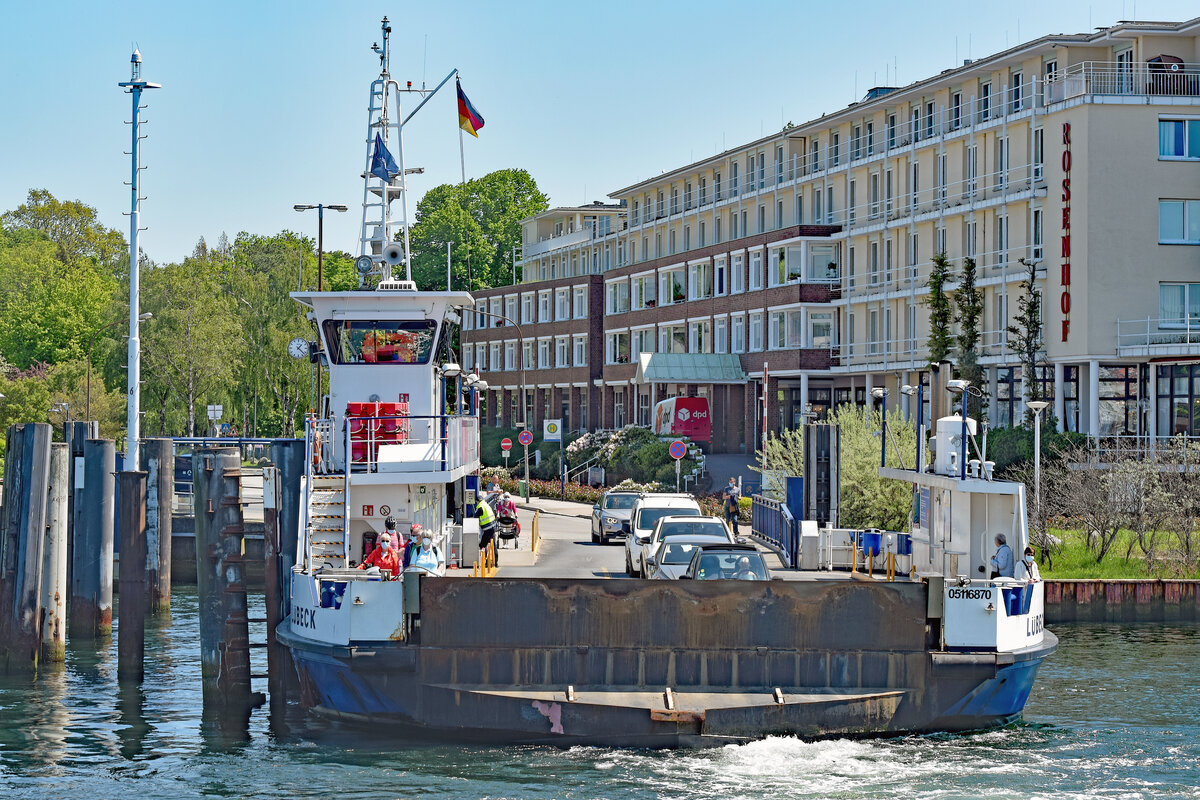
[640,515,734,578]
[623,494,702,577]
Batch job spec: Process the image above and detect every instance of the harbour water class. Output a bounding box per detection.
[0,589,1197,799]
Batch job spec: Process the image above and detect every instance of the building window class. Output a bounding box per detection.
[537,340,550,369]
[749,312,763,352]
[489,344,501,372]
[1159,200,1200,243]
[689,320,712,353]
[732,315,745,353]
[996,367,1021,428]
[573,287,587,318]
[1157,364,1200,436]
[715,317,728,353]
[522,342,533,371]
[1011,72,1023,112]
[633,328,654,357]
[1032,209,1043,260]
[749,251,763,290]
[606,332,630,364]
[632,273,656,309]
[887,114,896,149]
[556,337,569,368]
[769,311,786,349]
[979,83,991,121]
[715,258,727,296]
[555,289,570,320]
[951,92,962,129]
[810,311,832,348]
[1159,283,1200,328]
[1099,365,1142,438]
[689,261,713,300]
[1159,119,1200,160]
[660,269,685,304]
[573,336,587,366]
[538,292,551,322]
[731,254,745,294]
[1063,366,1080,433]
[605,281,630,314]
[504,342,516,371]
[1033,128,1044,180]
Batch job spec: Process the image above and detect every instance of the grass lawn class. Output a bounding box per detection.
[1039,527,1200,579]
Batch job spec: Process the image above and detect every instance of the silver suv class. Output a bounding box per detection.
[623,494,702,577]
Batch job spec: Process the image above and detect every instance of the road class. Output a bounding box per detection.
[498,509,627,579]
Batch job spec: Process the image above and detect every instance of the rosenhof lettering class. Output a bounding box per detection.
[1060,122,1071,342]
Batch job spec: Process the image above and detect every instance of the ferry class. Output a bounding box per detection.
[276,19,1055,747]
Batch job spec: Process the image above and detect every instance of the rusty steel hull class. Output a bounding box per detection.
[279,577,1056,746]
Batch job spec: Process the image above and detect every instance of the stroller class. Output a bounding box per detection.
[490,495,521,546]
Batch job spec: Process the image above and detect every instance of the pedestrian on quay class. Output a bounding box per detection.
[724,476,741,500]
[476,498,499,566]
[724,492,740,536]
[990,533,1014,579]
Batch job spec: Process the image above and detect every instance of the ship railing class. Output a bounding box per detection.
[750,495,798,568]
[340,413,479,473]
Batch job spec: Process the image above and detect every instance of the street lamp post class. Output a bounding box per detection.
[293,204,348,291]
[293,203,347,415]
[1027,400,1050,552]
[87,313,151,421]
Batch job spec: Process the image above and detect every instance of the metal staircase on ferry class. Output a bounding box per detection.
[306,474,348,569]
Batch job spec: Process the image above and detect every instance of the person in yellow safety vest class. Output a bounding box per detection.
[476,499,499,566]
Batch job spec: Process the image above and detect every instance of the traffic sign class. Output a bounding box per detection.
[669,440,687,460]
[500,438,513,452]
[518,430,534,447]
[543,418,562,442]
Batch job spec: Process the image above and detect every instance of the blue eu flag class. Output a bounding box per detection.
[370,133,399,184]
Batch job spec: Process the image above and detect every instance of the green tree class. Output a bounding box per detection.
[831,404,918,530]
[752,427,806,498]
[141,243,241,436]
[1,189,126,275]
[1008,258,1045,425]
[924,252,954,366]
[0,362,53,461]
[0,227,118,370]
[409,169,548,291]
[954,256,985,417]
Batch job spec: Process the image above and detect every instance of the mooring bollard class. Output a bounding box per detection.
[118,470,148,681]
[71,439,115,640]
[64,420,97,622]
[195,447,257,711]
[140,438,173,615]
[41,444,69,662]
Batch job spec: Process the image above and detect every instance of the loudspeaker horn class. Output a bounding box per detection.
[382,242,405,266]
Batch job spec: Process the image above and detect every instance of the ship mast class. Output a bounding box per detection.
[357,17,413,281]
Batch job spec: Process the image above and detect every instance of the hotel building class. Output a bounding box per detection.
[464,18,1200,453]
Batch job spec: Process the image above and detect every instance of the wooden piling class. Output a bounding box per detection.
[71,439,115,640]
[118,470,148,681]
[0,425,28,670]
[195,447,256,711]
[268,440,304,710]
[64,421,96,621]
[41,444,69,662]
[10,424,53,671]
[140,438,173,615]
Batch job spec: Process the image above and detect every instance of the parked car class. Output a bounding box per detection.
[640,515,733,577]
[645,532,735,580]
[623,494,702,577]
[590,490,639,545]
[680,543,772,581]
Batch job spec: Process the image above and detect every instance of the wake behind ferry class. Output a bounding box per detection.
[276,18,1055,747]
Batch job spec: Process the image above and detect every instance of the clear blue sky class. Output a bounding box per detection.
[2,0,1195,264]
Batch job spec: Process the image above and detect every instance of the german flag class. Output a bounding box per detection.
[456,79,485,138]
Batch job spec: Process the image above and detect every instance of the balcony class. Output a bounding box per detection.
[1046,61,1200,104]
[524,222,612,258]
[1117,317,1200,358]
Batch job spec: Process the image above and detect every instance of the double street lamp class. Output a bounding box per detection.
[293,204,348,290]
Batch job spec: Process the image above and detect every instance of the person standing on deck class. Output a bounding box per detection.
[990,533,1014,579]
[1015,546,1041,582]
[359,532,401,578]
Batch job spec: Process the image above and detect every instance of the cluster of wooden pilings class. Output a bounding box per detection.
[1,425,304,731]
[0,424,172,674]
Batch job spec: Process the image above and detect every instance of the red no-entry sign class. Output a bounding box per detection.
[500,438,512,452]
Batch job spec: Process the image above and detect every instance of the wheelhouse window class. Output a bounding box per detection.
[323,319,438,364]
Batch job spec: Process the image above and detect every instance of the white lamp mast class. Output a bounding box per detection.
[118,50,160,465]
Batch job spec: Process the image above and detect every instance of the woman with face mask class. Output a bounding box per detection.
[408,530,445,575]
[1015,546,1041,582]
[359,532,401,578]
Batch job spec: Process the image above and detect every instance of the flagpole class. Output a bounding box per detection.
[457,79,467,185]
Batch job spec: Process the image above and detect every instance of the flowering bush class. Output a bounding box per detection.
[699,493,752,522]
[488,474,605,505]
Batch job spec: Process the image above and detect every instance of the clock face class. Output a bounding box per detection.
[288,337,310,360]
